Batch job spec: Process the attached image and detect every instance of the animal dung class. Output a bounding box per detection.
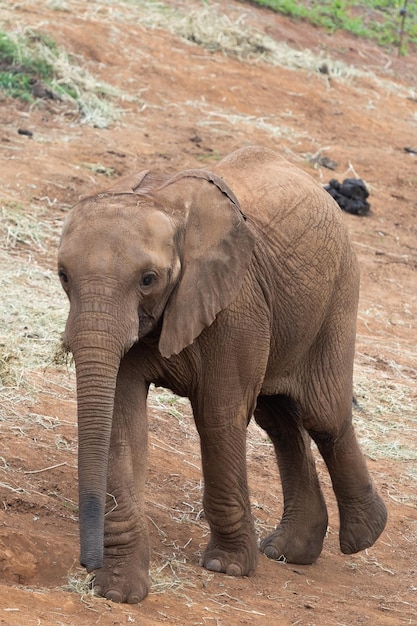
[324,178,371,216]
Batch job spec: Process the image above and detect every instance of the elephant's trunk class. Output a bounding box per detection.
[69,319,127,572]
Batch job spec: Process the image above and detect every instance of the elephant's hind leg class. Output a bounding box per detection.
[304,292,387,554]
[254,395,328,565]
[309,423,387,554]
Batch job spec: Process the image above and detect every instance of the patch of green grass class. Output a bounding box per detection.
[0,30,55,76]
[0,70,33,101]
[247,0,416,51]
[0,29,56,100]
[0,27,122,126]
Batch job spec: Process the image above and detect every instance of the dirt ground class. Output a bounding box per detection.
[0,1,416,624]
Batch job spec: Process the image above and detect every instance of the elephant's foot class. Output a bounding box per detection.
[200,535,258,576]
[339,488,387,554]
[260,512,328,565]
[93,556,150,604]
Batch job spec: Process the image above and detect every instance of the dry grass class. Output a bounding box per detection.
[0,20,127,127]
[354,389,417,460]
[63,571,95,598]
[176,99,306,144]
[2,0,413,148]
[33,30,125,127]
[136,3,415,96]
[6,0,413,98]
[353,294,417,466]
[0,201,67,403]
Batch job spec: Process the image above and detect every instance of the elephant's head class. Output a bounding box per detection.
[57,168,256,572]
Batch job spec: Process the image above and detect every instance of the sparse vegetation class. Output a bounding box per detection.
[142,5,415,97]
[249,0,417,52]
[0,30,55,100]
[0,201,66,393]
[0,27,122,126]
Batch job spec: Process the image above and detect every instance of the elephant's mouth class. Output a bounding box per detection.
[138,309,161,340]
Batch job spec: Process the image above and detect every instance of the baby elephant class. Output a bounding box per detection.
[58,146,386,603]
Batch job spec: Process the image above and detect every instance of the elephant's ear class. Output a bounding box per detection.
[155,170,256,359]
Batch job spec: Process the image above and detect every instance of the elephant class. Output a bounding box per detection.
[57,145,387,604]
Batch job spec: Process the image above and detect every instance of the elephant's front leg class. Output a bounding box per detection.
[93,364,150,604]
[197,417,258,577]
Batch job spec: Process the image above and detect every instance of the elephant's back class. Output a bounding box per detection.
[213,146,353,273]
[213,145,341,229]
[216,145,358,321]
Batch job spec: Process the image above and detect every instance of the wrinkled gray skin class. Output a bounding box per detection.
[58,146,387,604]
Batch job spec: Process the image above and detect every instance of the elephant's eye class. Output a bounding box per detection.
[58,269,69,284]
[141,272,157,288]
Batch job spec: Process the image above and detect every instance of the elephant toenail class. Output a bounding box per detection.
[205,558,222,572]
[225,563,242,576]
[128,594,141,604]
[263,545,279,560]
[105,589,123,603]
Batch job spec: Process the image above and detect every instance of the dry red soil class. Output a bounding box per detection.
[0,1,416,625]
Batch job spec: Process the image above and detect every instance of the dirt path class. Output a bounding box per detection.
[0,1,416,624]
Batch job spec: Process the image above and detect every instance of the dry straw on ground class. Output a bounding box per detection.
[140,4,415,96]
[0,202,67,401]
[9,0,413,96]
[0,20,127,127]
